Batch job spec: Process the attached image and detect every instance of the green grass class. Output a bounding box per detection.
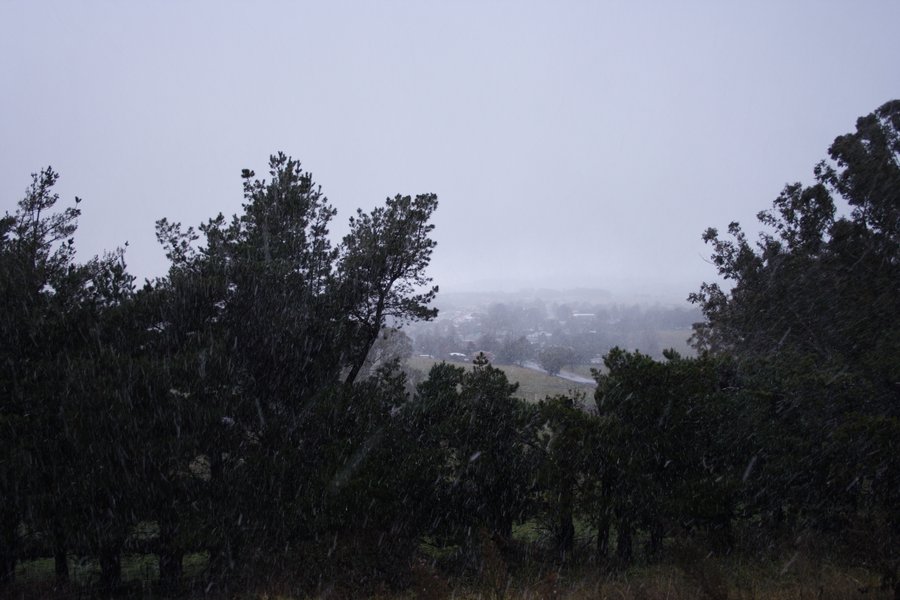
[11,546,893,599]
[14,551,209,590]
[14,556,54,584]
[407,356,595,403]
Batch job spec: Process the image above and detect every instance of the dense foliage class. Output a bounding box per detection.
[1,101,898,597]
[689,99,900,578]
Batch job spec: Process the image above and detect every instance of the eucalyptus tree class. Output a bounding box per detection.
[691,100,900,547]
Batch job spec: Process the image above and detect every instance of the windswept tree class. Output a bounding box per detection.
[339,193,438,385]
[354,327,414,381]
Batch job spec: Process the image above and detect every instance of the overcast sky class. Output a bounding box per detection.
[2,1,898,303]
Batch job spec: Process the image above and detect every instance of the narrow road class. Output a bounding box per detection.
[522,361,597,386]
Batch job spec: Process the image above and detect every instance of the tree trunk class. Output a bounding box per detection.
[646,520,664,560]
[0,507,17,586]
[710,515,734,553]
[0,555,13,586]
[207,452,227,576]
[596,516,610,561]
[158,509,183,596]
[207,452,241,581]
[344,297,388,388]
[496,512,513,543]
[616,519,633,564]
[344,322,381,387]
[53,517,69,585]
[98,543,122,593]
[556,492,575,561]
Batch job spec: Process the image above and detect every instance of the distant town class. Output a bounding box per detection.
[405,289,699,368]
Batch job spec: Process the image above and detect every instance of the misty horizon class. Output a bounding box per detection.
[3,2,899,304]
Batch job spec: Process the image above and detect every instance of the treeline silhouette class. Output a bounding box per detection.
[1,102,897,597]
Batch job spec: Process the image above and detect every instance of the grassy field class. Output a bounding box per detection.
[10,516,895,599]
[12,548,892,599]
[407,356,595,403]
[13,552,209,598]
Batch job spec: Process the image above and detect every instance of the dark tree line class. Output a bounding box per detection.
[1,101,898,597]
[0,155,446,593]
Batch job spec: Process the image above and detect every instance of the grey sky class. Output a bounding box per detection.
[2,1,898,303]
